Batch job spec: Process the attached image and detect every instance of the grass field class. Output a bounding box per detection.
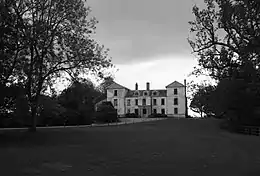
[1,118,260,176]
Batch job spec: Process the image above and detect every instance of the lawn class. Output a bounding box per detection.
[1,118,260,176]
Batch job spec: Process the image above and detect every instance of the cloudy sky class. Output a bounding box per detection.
[86,0,205,90]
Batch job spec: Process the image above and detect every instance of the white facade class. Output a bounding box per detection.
[166,87,186,117]
[151,97,167,114]
[107,88,127,116]
[106,81,187,118]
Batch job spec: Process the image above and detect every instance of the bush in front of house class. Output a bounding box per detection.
[148,113,167,118]
[95,102,119,123]
[125,113,141,118]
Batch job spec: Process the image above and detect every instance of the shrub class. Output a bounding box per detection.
[1,117,24,128]
[0,113,12,128]
[95,101,119,123]
[64,109,81,125]
[148,113,167,118]
[125,113,141,118]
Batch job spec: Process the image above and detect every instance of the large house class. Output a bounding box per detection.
[105,80,188,118]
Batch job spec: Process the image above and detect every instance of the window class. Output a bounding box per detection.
[153,99,157,105]
[143,108,147,114]
[127,99,131,106]
[161,108,165,114]
[153,109,157,114]
[143,91,148,96]
[134,91,139,96]
[174,98,178,105]
[113,99,118,106]
[174,108,178,114]
[142,98,146,105]
[127,109,130,113]
[135,99,138,105]
[161,98,165,105]
[153,91,158,96]
[135,109,138,115]
[114,90,118,96]
[174,88,178,95]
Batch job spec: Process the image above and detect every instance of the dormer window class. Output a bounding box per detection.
[114,90,118,96]
[152,91,158,96]
[134,91,139,96]
[143,91,149,96]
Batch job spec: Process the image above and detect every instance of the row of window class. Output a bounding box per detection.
[113,89,178,97]
[128,108,166,114]
[127,98,164,106]
[114,98,178,107]
[127,108,178,115]
[126,98,178,106]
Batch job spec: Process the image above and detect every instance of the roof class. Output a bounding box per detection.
[106,82,129,90]
[125,89,167,98]
[166,81,185,88]
[93,94,106,104]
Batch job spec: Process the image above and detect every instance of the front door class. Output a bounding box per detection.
[142,108,148,117]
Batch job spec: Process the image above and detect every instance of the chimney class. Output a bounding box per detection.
[146,82,150,90]
[135,83,138,90]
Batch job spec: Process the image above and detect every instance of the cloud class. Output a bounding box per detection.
[87,0,199,64]
[114,54,199,89]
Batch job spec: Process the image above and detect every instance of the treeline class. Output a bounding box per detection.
[0,78,108,128]
[189,78,260,126]
[188,0,260,128]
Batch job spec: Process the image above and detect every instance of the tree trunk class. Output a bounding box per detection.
[27,39,35,131]
[29,105,37,132]
[29,114,37,132]
[28,77,44,132]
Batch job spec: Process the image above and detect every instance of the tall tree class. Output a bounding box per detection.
[188,0,260,125]
[188,0,260,81]
[2,0,113,131]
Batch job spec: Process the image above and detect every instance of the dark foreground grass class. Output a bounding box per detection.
[1,118,260,176]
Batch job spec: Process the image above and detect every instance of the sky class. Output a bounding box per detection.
[86,0,207,91]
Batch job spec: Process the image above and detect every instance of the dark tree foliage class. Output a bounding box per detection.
[58,79,102,125]
[0,84,29,127]
[0,0,113,131]
[97,76,115,94]
[188,0,260,80]
[0,1,25,86]
[95,101,118,123]
[188,0,260,125]
[38,95,66,126]
[190,84,216,118]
